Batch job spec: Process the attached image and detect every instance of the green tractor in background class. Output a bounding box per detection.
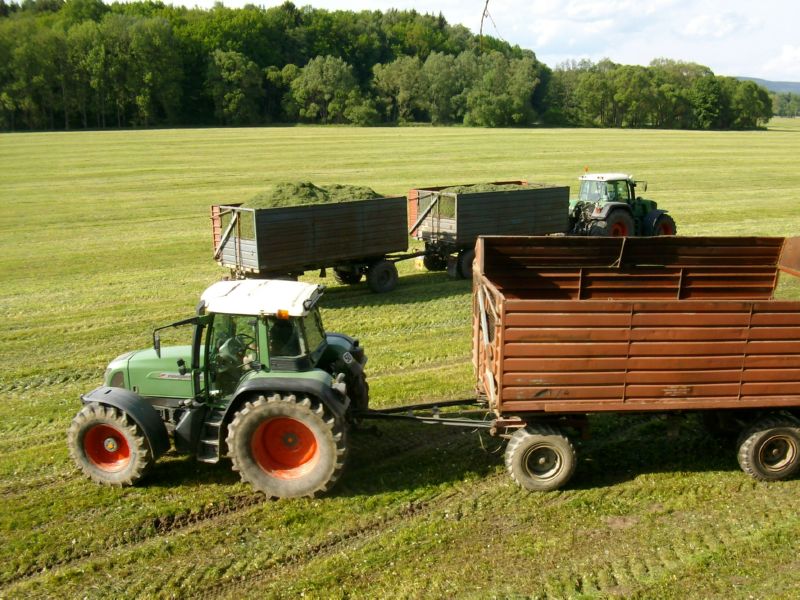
[67,279,368,499]
[569,172,677,237]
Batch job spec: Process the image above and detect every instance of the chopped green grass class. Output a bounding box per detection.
[1,119,800,598]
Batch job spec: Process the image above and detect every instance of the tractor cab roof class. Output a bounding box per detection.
[200,279,324,317]
[579,173,633,183]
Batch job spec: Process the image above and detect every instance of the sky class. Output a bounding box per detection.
[174,0,800,82]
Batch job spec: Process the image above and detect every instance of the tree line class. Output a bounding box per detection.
[0,0,776,131]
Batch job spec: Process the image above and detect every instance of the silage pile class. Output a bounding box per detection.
[244,182,383,208]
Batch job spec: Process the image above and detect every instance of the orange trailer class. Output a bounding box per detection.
[471,235,800,490]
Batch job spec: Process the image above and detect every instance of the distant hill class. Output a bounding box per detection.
[738,77,800,94]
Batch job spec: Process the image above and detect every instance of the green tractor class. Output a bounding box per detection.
[569,172,677,237]
[67,279,368,499]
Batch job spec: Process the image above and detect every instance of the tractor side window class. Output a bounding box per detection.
[267,317,302,358]
[302,310,326,358]
[607,181,628,203]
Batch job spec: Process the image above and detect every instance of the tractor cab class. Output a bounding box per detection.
[575,173,643,206]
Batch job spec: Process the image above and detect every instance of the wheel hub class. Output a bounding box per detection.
[103,437,119,452]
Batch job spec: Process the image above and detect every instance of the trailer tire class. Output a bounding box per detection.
[423,253,447,272]
[67,403,154,486]
[227,393,347,498]
[366,260,398,293]
[589,210,635,237]
[334,268,363,285]
[737,415,800,482]
[456,249,475,279]
[505,424,576,492]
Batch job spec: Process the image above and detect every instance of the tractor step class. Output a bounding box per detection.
[196,409,225,464]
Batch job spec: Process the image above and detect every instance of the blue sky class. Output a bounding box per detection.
[179,0,800,81]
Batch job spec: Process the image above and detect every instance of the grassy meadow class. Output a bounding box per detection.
[1,119,800,598]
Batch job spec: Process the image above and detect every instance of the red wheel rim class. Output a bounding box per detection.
[657,222,674,235]
[610,221,628,236]
[251,417,319,480]
[84,424,131,471]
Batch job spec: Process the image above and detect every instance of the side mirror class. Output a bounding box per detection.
[177,358,187,376]
[153,332,161,358]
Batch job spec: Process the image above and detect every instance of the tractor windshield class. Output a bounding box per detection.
[579,180,629,203]
[578,180,608,202]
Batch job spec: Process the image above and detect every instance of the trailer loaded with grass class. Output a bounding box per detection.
[212,180,570,292]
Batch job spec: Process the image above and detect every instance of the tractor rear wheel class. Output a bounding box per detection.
[737,415,800,481]
[67,403,154,486]
[366,260,398,293]
[505,424,576,491]
[334,268,362,285]
[649,214,677,236]
[589,210,635,237]
[227,393,347,498]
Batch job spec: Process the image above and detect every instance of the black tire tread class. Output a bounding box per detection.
[67,403,153,487]
[504,423,576,492]
[226,393,347,498]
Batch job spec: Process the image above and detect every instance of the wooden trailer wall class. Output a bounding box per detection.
[212,197,408,274]
[408,183,569,245]
[474,236,800,416]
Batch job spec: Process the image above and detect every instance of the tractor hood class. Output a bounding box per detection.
[120,345,197,399]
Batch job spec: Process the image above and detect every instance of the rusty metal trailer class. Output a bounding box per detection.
[211,197,410,293]
[467,235,800,490]
[407,181,569,278]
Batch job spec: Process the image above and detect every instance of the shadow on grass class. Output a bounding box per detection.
[317,271,472,310]
[141,413,743,497]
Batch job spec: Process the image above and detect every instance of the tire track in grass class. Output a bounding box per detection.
[1,419,495,591]
[197,473,511,600]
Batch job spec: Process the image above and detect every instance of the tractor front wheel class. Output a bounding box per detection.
[505,424,576,492]
[67,403,154,486]
[227,394,347,498]
[589,210,635,237]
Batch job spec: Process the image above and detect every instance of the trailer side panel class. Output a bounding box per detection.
[474,236,800,416]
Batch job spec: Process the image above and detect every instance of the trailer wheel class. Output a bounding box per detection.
[505,424,576,492]
[366,260,398,293]
[423,253,447,271]
[334,268,363,285]
[737,415,800,482]
[227,393,347,498]
[649,214,677,236]
[67,403,154,486]
[456,249,475,279]
[589,210,635,237]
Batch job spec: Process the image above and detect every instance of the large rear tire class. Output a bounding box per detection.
[227,394,347,498]
[505,424,576,492]
[366,260,398,293]
[589,210,635,237]
[737,415,800,481]
[648,213,677,236]
[67,403,154,486]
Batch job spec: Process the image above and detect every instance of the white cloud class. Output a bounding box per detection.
[682,12,753,39]
[763,45,800,80]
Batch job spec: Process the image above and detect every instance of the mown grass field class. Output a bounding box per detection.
[2,119,800,599]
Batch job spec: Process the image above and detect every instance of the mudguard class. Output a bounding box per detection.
[81,386,171,458]
[643,209,668,235]
[230,376,350,421]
